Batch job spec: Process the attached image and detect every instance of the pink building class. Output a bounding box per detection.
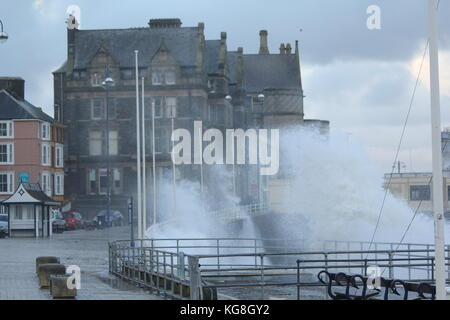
[0,78,64,237]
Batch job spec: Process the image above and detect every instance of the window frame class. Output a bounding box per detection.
[89,131,103,156]
[410,185,431,201]
[54,173,64,196]
[55,144,64,168]
[0,121,13,138]
[108,130,119,156]
[41,171,51,197]
[41,143,51,166]
[152,71,163,85]
[165,97,177,118]
[165,71,176,85]
[41,123,51,141]
[91,99,104,120]
[0,172,14,194]
[0,143,14,165]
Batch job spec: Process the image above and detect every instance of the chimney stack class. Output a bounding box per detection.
[0,77,25,100]
[285,43,292,54]
[279,43,285,54]
[259,30,269,54]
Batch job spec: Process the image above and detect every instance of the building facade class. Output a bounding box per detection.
[0,78,65,216]
[53,18,324,218]
[384,132,450,216]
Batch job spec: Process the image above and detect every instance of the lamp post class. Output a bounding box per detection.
[0,20,8,44]
[102,67,114,227]
[225,95,236,197]
[247,94,265,204]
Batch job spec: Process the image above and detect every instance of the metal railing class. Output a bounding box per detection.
[109,238,450,300]
[210,203,270,220]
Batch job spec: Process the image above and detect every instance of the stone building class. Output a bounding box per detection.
[53,18,321,219]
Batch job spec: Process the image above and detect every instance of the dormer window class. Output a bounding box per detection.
[165,71,176,85]
[91,73,102,87]
[152,72,163,85]
[121,69,133,80]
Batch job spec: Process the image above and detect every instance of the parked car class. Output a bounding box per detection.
[84,219,98,230]
[0,213,8,238]
[63,212,84,230]
[52,211,65,234]
[94,210,124,228]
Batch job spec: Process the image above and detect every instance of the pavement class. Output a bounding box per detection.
[0,226,161,300]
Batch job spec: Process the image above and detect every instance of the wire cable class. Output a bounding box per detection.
[365,40,430,256]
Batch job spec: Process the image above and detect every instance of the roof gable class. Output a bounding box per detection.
[72,27,200,69]
[3,184,59,205]
[0,90,55,123]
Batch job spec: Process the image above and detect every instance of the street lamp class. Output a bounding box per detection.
[247,93,265,205]
[224,95,236,197]
[102,66,114,227]
[0,20,8,44]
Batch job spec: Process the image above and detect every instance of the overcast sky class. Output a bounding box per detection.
[1,0,449,173]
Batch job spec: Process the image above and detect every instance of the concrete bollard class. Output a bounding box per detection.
[36,257,60,274]
[38,263,66,288]
[50,275,77,299]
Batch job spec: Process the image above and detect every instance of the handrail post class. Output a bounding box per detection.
[296,259,302,300]
[388,251,394,279]
[217,239,220,271]
[364,259,368,276]
[188,256,202,300]
[408,244,411,280]
[260,254,265,300]
[178,251,185,280]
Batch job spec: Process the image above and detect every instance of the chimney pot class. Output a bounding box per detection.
[259,30,269,54]
[286,43,292,54]
[279,43,286,54]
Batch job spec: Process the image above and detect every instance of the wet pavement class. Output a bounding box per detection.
[0,227,160,300]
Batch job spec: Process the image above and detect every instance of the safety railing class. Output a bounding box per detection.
[109,238,450,300]
[210,203,270,220]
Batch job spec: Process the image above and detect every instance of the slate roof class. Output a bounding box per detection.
[23,184,58,204]
[71,27,200,69]
[243,54,301,93]
[3,183,60,205]
[0,89,55,123]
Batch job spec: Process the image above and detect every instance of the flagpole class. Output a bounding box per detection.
[141,77,147,237]
[199,127,204,212]
[134,50,142,239]
[152,99,157,225]
[171,118,177,217]
[428,0,446,300]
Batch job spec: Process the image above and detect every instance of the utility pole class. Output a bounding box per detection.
[171,118,177,217]
[152,99,157,225]
[103,66,114,228]
[141,77,147,237]
[135,50,142,239]
[428,0,446,300]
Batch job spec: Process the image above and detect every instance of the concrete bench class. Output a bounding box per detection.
[50,275,77,299]
[38,263,66,288]
[36,256,60,274]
